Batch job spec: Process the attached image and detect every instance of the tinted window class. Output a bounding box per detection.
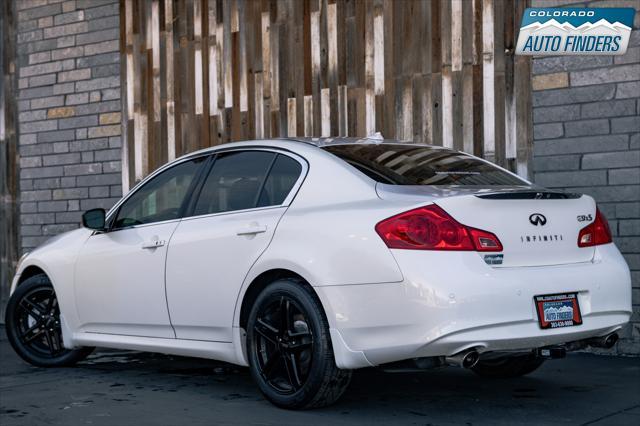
[257,154,302,207]
[323,144,527,186]
[194,151,275,215]
[114,157,204,229]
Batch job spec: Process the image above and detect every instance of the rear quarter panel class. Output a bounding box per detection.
[246,146,405,287]
[235,147,408,328]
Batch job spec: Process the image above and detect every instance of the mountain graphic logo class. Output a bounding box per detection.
[544,305,574,322]
[516,8,635,56]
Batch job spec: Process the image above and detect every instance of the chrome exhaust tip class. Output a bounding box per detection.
[589,333,618,349]
[445,349,480,369]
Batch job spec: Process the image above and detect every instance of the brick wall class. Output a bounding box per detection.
[532,1,640,355]
[15,0,122,252]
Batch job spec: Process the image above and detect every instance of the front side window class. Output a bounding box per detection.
[113,157,205,229]
[323,144,528,186]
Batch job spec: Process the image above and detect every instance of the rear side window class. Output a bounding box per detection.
[257,154,302,207]
[323,144,527,186]
[194,151,275,215]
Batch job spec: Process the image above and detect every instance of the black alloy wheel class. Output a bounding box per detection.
[5,274,93,367]
[247,279,352,409]
[253,295,314,394]
[15,286,65,357]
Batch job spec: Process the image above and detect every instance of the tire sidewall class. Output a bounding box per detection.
[246,280,333,409]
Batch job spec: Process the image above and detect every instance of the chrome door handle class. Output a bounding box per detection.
[141,239,165,249]
[236,225,267,236]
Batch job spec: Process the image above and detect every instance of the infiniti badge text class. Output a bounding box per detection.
[520,234,564,243]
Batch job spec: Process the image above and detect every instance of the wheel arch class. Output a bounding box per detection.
[237,268,318,332]
[11,262,53,295]
[17,265,48,285]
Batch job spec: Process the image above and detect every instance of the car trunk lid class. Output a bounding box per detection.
[377,184,596,267]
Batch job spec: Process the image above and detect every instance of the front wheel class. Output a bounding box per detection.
[246,279,352,409]
[471,353,545,378]
[5,274,93,367]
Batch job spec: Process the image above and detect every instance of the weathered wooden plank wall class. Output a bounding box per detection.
[120,0,531,189]
[1,0,19,317]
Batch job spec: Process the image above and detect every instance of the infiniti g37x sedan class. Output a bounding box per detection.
[6,138,632,409]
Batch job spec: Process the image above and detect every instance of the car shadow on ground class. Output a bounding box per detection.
[2,342,640,425]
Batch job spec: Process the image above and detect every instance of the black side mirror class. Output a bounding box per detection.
[82,208,106,231]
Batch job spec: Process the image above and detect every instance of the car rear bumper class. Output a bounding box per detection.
[316,244,632,369]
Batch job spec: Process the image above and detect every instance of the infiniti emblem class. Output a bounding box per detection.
[529,213,547,226]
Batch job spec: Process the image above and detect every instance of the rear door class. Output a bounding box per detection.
[165,150,305,342]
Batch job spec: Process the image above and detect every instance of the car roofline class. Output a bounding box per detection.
[177,137,455,161]
[280,137,452,150]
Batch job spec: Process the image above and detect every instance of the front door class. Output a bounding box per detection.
[74,156,207,338]
[165,150,304,341]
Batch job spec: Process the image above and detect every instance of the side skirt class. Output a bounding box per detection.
[72,332,241,365]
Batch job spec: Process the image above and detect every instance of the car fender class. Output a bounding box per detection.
[11,228,93,343]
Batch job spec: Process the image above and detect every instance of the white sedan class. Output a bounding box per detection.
[5,138,632,409]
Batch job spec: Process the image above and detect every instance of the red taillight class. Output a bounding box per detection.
[577,208,612,247]
[375,205,502,252]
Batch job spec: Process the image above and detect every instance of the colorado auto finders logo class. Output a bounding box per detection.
[516,8,635,55]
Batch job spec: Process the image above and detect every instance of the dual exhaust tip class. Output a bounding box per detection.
[443,332,619,369]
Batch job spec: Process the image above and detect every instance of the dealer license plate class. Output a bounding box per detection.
[534,293,582,329]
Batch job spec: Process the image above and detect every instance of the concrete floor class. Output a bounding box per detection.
[1,329,639,426]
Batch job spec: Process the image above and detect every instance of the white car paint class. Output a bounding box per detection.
[75,220,179,338]
[11,138,632,370]
[166,206,287,341]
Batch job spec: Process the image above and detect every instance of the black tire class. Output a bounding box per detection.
[471,353,545,378]
[246,278,352,409]
[5,274,94,368]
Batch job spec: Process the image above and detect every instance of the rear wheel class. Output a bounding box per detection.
[5,274,93,367]
[471,353,545,378]
[246,279,352,409]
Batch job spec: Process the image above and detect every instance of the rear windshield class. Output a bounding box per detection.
[323,144,528,186]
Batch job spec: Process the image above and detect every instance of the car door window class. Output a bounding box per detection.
[257,154,302,207]
[113,157,205,229]
[194,151,276,215]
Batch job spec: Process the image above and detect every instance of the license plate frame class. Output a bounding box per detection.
[534,292,583,329]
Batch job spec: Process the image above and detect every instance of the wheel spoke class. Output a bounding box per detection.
[279,298,292,334]
[261,351,281,380]
[19,298,44,321]
[43,330,56,354]
[283,352,302,390]
[22,325,45,344]
[45,290,56,314]
[22,317,42,335]
[255,318,279,345]
[51,329,64,354]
